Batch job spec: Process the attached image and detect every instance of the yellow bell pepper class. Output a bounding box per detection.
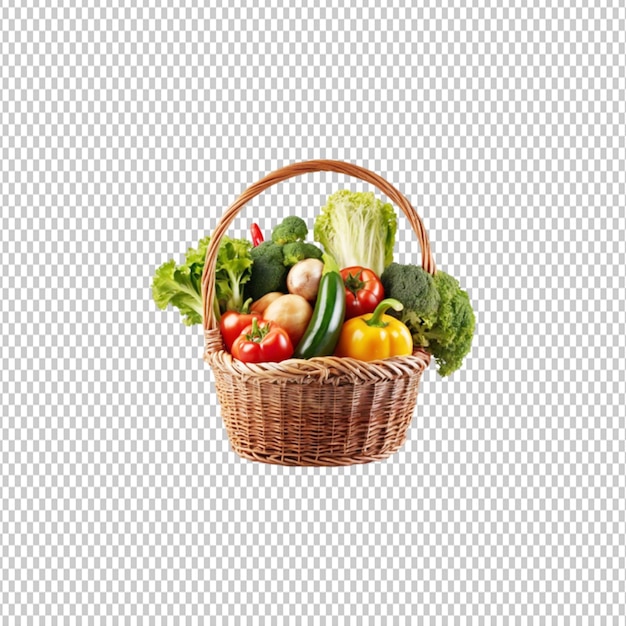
[334,298,413,361]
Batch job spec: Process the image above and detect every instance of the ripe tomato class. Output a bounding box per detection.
[340,266,385,319]
[219,311,262,352]
[231,319,294,363]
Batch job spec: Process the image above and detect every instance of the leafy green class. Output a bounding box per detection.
[380,263,475,376]
[152,259,203,326]
[313,190,397,277]
[152,236,252,326]
[423,271,475,376]
[214,237,253,312]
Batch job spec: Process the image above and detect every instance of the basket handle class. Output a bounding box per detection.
[201,159,436,332]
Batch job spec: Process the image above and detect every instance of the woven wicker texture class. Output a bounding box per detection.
[202,160,434,466]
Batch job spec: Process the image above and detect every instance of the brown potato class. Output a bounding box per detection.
[263,294,313,346]
[250,291,284,315]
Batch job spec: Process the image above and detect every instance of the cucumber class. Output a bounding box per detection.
[293,269,346,359]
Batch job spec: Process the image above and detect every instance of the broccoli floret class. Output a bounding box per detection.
[244,220,322,300]
[282,241,324,267]
[381,262,440,330]
[243,241,288,301]
[380,263,475,376]
[271,216,308,245]
[425,271,475,376]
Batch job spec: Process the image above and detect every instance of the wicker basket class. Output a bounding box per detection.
[201,160,436,466]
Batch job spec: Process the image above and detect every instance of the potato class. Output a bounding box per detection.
[250,291,284,315]
[263,294,313,346]
[287,258,324,302]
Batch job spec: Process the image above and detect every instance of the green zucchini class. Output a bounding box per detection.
[293,268,345,359]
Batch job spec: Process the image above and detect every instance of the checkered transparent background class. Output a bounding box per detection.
[1,2,625,623]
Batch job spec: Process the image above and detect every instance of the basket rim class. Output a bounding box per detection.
[204,340,431,385]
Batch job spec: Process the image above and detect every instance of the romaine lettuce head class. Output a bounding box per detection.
[313,190,397,276]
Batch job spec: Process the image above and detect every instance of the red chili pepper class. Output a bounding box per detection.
[340,266,385,319]
[250,223,264,247]
[231,318,294,363]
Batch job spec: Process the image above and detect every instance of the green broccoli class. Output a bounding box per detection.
[243,241,288,302]
[244,218,323,300]
[282,241,324,267]
[380,263,475,376]
[425,271,475,376]
[380,262,440,330]
[271,216,308,245]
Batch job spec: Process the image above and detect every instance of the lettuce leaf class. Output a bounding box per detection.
[313,190,397,277]
[215,238,253,312]
[152,259,204,326]
[152,235,252,326]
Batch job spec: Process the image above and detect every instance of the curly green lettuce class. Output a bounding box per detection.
[152,236,252,325]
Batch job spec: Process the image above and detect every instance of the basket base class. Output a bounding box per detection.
[229,440,408,467]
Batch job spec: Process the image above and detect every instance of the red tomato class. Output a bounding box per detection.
[340,266,385,319]
[231,319,294,363]
[219,311,262,352]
